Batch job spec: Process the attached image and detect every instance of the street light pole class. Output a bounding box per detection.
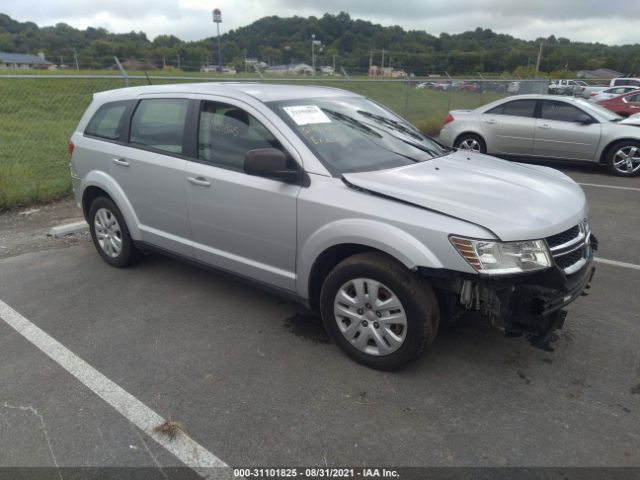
[213,8,222,72]
[311,34,315,73]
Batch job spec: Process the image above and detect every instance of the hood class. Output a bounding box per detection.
[343,151,587,241]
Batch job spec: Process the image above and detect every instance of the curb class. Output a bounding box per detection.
[48,220,89,238]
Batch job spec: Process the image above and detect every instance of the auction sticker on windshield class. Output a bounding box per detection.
[283,105,332,125]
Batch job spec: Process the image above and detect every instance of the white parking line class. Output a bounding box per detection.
[595,257,640,271]
[578,182,640,192]
[0,299,231,479]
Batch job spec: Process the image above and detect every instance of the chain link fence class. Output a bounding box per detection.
[0,74,549,209]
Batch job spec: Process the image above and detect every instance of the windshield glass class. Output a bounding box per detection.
[574,98,622,121]
[267,96,451,174]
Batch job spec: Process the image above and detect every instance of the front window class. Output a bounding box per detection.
[268,97,450,174]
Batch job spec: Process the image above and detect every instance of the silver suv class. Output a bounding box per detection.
[70,83,597,370]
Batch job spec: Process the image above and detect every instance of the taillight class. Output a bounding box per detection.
[68,140,74,158]
[443,113,455,125]
[590,92,597,96]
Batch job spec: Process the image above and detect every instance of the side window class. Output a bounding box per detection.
[540,101,591,122]
[85,101,131,140]
[486,100,536,118]
[625,93,640,103]
[198,101,283,170]
[129,99,189,154]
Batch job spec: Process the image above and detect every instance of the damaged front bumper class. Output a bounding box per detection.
[420,236,597,339]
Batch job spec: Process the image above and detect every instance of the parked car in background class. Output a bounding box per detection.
[549,79,588,95]
[579,84,608,99]
[597,90,640,117]
[620,112,640,126]
[588,86,639,102]
[70,83,597,370]
[610,77,640,87]
[439,94,640,176]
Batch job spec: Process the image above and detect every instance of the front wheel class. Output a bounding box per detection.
[454,134,486,154]
[605,141,640,176]
[320,252,439,370]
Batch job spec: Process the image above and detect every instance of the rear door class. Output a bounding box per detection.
[479,99,537,155]
[533,100,601,161]
[184,98,301,291]
[109,96,194,257]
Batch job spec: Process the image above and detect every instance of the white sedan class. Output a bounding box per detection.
[589,86,639,102]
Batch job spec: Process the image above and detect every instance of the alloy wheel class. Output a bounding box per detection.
[94,208,122,258]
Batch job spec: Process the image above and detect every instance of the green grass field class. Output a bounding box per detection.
[0,71,506,209]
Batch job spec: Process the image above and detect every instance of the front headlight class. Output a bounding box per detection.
[450,236,552,275]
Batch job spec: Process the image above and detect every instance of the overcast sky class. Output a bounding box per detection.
[2,0,640,45]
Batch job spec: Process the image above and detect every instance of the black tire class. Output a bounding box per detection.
[320,252,439,371]
[454,133,487,154]
[605,140,640,177]
[88,196,141,268]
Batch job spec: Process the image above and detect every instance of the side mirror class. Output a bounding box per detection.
[244,148,299,182]
[576,113,595,125]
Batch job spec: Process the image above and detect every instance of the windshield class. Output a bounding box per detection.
[267,96,451,174]
[574,98,623,122]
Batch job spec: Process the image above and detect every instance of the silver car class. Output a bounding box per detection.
[70,84,596,370]
[439,94,640,176]
[589,86,639,103]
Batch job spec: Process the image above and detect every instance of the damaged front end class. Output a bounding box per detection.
[422,225,598,348]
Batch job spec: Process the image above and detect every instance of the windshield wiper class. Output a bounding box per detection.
[356,110,424,141]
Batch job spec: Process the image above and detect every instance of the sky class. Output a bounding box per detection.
[2,0,640,45]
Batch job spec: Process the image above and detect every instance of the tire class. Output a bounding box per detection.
[88,196,141,268]
[454,133,487,154]
[319,252,440,371]
[605,141,640,177]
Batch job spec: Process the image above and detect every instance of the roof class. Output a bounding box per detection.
[94,82,361,103]
[0,51,52,65]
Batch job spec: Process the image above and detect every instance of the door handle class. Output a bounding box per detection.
[187,176,211,187]
[485,118,497,124]
[538,124,551,129]
[112,158,129,167]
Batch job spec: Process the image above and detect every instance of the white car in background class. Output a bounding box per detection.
[620,112,640,126]
[589,86,639,103]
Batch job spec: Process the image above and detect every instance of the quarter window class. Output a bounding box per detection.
[85,101,131,140]
[198,101,283,170]
[129,99,189,154]
[540,101,591,123]
[625,93,640,103]
[486,100,537,118]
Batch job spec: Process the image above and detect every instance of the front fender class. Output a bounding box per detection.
[81,170,142,240]
[297,218,443,299]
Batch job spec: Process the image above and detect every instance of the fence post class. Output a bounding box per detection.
[445,71,453,113]
[404,77,410,118]
[113,56,129,87]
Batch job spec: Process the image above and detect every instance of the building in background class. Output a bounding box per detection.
[0,52,52,69]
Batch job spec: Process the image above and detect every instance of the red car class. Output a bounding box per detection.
[597,90,640,116]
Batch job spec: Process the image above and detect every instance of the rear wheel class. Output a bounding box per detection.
[454,134,486,154]
[88,197,141,268]
[605,141,640,176]
[320,252,439,370]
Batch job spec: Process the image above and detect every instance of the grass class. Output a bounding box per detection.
[0,72,506,209]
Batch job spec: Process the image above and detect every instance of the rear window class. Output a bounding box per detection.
[85,101,132,140]
[613,79,640,87]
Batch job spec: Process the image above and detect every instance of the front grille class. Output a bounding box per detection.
[545,221,591,274]
[546,225,580,249]
[555,248,584,269]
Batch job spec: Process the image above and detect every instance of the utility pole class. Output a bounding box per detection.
[381,48,385,70]
[535,41,544,73]
[369,50,373,75]
[73,48,79,70]
[177,54,181,70]
[333,54,336,71]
